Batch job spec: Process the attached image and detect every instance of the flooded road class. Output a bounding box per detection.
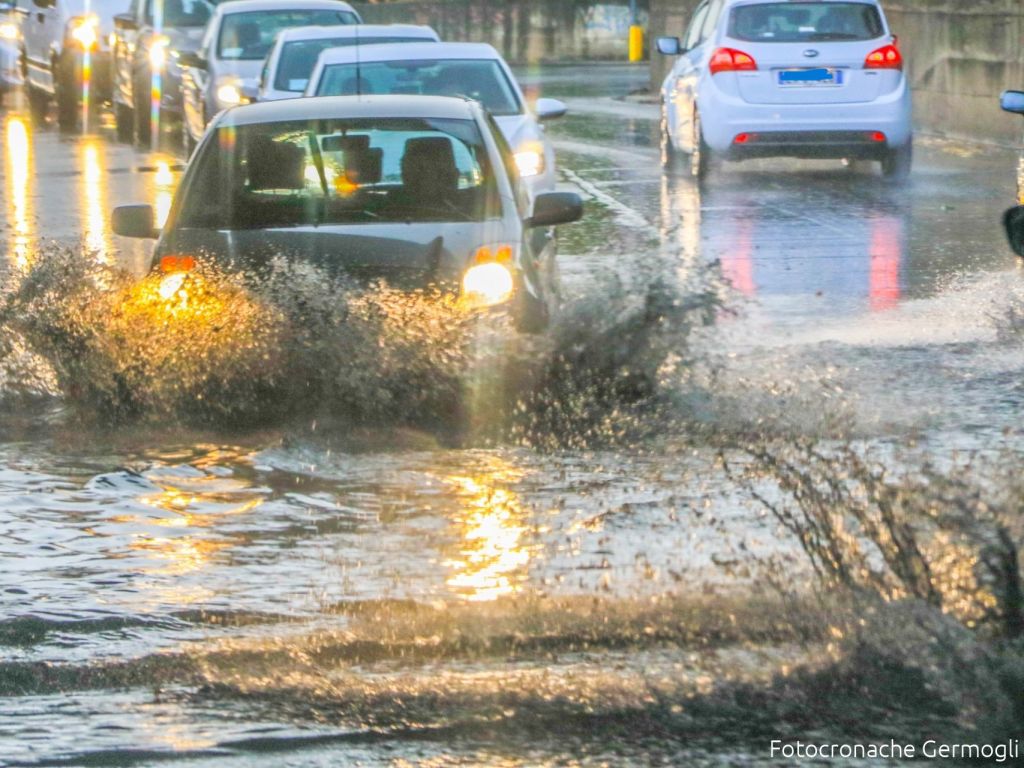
[1,65,1023,766]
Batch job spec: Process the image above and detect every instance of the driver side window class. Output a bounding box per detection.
[683,2,710,51]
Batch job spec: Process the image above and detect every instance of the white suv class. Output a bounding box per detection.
[657,0,912,180]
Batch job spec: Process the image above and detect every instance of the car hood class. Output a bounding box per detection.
[159,221,515,285]
[494,114,540,153]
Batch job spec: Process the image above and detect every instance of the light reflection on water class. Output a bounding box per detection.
[5,115,34,272]
[81,139,111,261]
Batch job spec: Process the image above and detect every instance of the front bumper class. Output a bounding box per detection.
[699,77,912,155]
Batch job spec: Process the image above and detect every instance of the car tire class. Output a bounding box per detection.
[513,285,551,335]
[182,117,197,157]
[26,83,49,123]
[55,57,80,132]
[881,140,912,180]
[660,107,680,172]
[690,111,711,181]
[114,101,134,143]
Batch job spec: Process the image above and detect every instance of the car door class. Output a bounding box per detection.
[21,0,54,86]
[667,0,723,153]
[112,0,140,105]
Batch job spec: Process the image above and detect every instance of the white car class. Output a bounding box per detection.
[305,41,567,203]
[0,2,22,106]
[657,0,912,179]
[257,23,439,102]
[179,0,360,149]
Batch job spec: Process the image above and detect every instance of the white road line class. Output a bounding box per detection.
[561,168,657,235]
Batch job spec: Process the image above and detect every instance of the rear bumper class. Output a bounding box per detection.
[699,76,912,154]
[725,130,893,160]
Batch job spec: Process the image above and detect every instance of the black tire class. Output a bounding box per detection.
[114,101,134,143]
[26,84,50,124]
[661,106,680,172]
[54,55,79,131]
[690,111,711,181]
[513,286,551,334]
[181,116,197,157]
[881,140,912,180]
[133,70,151,146]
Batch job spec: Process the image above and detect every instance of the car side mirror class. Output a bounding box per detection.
[112,204,158,239]
[1000,90,1024,115]
[535,97,567,121]
[656,36,682,56]
[177,50,206,69]
[526,192,583,228]
[113,12,137,30]
[1003,206,1024,257]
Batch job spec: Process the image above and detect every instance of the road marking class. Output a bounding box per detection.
[561,167,656,235]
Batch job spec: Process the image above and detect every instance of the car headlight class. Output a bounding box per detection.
[0,22,19,41]
[215,80,244,108]
[148,35,169,69]
[158,254,195,301]
[514,146,545,178]
[463,244,515,307]
[68,16,98,50]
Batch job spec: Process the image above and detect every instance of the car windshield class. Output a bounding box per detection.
[144,0,213,28]
[729,2,884,42]
[274,36,429,93]
[218,9,358,60]
[315,59,522,116]
[177,117,502,229]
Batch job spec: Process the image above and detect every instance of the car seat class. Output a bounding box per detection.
[400,136,459,200]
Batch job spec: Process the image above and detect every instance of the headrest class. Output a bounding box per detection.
[247,136,306,191]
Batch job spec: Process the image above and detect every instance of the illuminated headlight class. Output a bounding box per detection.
[215,81,244,108]
[514,147,545,178]
[462,262,514,307]
[148,35,169,69]
[68,16,98,49]
[158,271,187,301]
[0,22,19,41]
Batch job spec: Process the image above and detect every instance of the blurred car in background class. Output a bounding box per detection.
[19,0,125,128]
[257,23,438,102]
[0,0,22,106]
[306,41,567,205]
[1000,89,1024,258]
[657,0,912,180]
[179,0,359,150]
[111,95,583,333]
[111,0,213,145]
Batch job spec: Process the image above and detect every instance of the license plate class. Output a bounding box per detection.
[777,68,843,86]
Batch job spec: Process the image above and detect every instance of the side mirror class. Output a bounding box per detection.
[113,12,137,30]
[177,50,206,69]
[1003,206,1024,257]
[112,204,158,239]
[526,192,583,228]
[656,36,682,56]
[535,97,567,121]
[1000,90,1024,115]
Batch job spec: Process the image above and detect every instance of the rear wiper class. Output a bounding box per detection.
[807,32,861,40]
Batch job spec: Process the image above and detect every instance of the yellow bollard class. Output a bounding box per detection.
[628,25,644,63]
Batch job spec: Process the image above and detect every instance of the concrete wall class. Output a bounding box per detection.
[353,1,648,63]
[647,0,1024,144]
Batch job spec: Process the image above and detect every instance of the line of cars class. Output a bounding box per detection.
[85,1,582,333]
[655,0,913,181]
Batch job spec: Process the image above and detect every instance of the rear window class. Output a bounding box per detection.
[729,2,884,42]
[274,37,428,93]
[218,9,359,60]
[144,0,213,28]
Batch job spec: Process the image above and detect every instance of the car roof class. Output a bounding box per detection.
[277,24,438,43]
[316,41,502,66]
[724,0,880,5]
[217,94,481,127]
[215,0,358,16]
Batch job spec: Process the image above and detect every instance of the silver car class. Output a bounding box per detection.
[305,42,568,206]
[178,0,360,150]
[257,23,439,102]
[111,95,583,333]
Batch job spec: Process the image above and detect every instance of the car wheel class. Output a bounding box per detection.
[690,111,711,181]
[182,117,197,157]
[26,83,50,123]
[55,58,80,131]
[660,106,680,171]
[881,140,912,181]
[133,70,151,146]
[513,284,551,334]
[114,101,134,143]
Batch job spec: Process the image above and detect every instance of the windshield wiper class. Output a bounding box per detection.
[306,131,329,225]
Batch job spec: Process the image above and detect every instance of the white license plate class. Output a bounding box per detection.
[777,68,843,87]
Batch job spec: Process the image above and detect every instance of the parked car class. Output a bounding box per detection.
[1000,89,1024,258]
[0,0,23,105]
[111,0,214,145]
[305,42,568,205]
[19,0,126,127]
[656,0,912,180]
[179,0,360,150]
[111,95,583,332]
[257,23,438,102]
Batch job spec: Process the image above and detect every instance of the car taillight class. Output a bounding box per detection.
[160,255,195,273]
[864,43,902,70]
[709,47,757,75]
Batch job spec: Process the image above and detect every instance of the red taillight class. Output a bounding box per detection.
[734,133,752,144]
[864,43,902,70]
[709,47,758,75]
[870,131,887,143]
[160,255,195,273]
